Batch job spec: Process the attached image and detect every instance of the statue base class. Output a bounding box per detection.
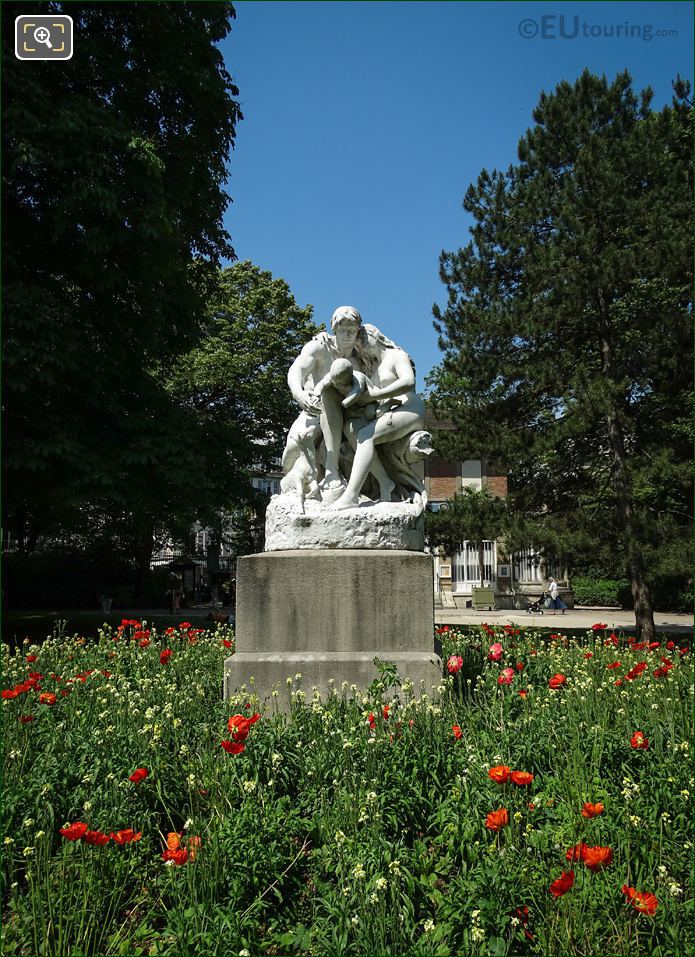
[224,549,440,706]
[264,494,425,551]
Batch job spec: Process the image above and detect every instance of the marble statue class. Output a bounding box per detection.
[266,306,433,550]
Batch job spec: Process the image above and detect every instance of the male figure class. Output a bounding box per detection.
[286,306,364,490]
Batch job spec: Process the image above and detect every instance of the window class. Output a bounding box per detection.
[252,477,281,496]
[452,541,497,588]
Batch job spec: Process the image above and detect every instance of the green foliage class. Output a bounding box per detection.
[1,623,692,955]
[3,1,241,541]
[428,71,693,633]
[571,577,629,608]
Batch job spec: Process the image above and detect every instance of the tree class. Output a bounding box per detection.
[2,1,242,546]
[429,72,692,639]
[163,260,319,557]
[426,488,508,586]
[42,262,318,599]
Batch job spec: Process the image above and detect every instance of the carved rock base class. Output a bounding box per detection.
[264,493,425,551]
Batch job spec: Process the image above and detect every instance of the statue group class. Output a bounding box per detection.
[280,306,433,511]
[226,305,440,704]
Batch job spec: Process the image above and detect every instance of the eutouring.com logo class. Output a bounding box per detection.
[518,15,678,41]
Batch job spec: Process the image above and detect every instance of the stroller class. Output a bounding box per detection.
[526,592,549,614]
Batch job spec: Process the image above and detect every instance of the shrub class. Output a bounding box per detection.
[571,577,628,608]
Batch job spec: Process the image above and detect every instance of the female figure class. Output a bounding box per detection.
[330,324,425,510]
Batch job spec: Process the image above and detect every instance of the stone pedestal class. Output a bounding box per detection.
[224,549,440,704]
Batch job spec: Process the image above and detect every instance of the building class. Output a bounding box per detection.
[422,445,568,609]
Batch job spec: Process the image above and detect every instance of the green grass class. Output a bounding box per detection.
[1,621,692,955]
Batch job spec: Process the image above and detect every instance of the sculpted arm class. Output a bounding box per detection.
[366,349,415,402]
[287,340,325,415]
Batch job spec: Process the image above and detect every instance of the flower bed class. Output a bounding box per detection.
[2,620,692,955]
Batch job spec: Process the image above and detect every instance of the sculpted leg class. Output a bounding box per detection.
[319,388,346,488]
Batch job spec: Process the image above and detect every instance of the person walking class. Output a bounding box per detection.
[548,577,566,615]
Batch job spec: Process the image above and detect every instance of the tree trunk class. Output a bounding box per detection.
[598,298,656,640]
[134,519,155,606]
[206,518,222,604]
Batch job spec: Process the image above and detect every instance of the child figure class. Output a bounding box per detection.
[307,358,378,421]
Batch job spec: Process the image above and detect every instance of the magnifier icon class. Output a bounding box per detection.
[34,26,53,49]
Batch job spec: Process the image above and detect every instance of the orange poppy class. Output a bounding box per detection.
[452,724,462,739]
[622,885,658,915]
[581,802,604,818]
[511,771,534,786]
[565,842,589,863]
[59,821,89,841]
[488,765,511,784]
[548,674,566,689]
[485,808,509,831]
[583,845,613,872]
[549,871,575,898]
[630,731,649,750]
[220,740,245,755]
[84,830,110,846]
[110,829,142,844]
[129,767,149,783]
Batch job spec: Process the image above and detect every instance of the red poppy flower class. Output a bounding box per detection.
[581,802,604,818]
[38,692,57,705]
[129,767,149,783]
[606,661,622,670]
[583,845,613,872]
[110,829,142,844]
[162,848,188,865]
[498,667,515,685]
[549,871,575,898]
[19,715,34,723]
[452,724,462,739]
[583,652,593,659]
[511,771,534,786]
[159,649,173,665]
[591,623,608,631]
[485,808,509,831]
[139,638,150,648]
[382,705,390,720]
[222,639,233,649]
[630,731,649,750]
[565,842,589,863]
[488,765,511,784]
[2,689,19,699]
[512,905,535,941]
[487,642,504,661]
[179,621,192,630]
[447,655,463,674]
[518,690,528,699]
[227,713,260,742]
[622,885,658,915]
[84,830,110,846]
[59,821,89,841]
[515,661,524,671]
[648,641,660,650]
[548,674,566,689]
[220,740,245,755]
[367,712,376,730]
[26,655,38,663]
[626,662,648,680]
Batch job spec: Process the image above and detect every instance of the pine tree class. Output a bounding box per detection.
[430,71,692,639]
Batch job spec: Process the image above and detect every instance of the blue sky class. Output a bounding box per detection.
[218,1,693,386]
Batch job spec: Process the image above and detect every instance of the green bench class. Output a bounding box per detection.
[472,586,495,610]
